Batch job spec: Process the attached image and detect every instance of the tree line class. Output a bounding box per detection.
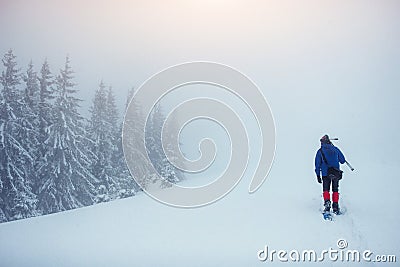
[0,49,183,223]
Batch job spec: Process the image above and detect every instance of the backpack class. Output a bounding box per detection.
[320,148,343,180]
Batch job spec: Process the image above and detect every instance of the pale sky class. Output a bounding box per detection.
[1,0,399,181]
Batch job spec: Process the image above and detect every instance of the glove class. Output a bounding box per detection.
[317,175,322,184]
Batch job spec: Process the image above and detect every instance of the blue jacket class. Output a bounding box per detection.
[315,143,346,177]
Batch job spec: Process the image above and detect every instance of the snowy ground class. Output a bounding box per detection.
[0,162,399,267]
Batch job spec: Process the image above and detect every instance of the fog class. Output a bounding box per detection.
[1,0,399,186]
[1,2,400,266]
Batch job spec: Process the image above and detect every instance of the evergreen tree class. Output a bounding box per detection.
[22,60,41,195]
[23,61,39,112]
[37,56,97,214]
[105,86,120,180]
[88,82,118,202]
[120,87,144,192]
[145,103,184,188]
[105,86,138,197]
[106,86,119,135]
[37,59,54,156]
[159,112,184,187]
[0,49,37,222]
[145,103,164,175]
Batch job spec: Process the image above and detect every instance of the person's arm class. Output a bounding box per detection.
[315,150,322,177]
[315,150,322,183]
[337,147,346,164]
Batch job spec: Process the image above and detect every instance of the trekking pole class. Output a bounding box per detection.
[345,161,354,171]
[326,136,353,170]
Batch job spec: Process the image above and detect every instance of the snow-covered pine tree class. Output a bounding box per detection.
[37,59,54,156]
[106,86,118,136]
[88,82,118,202]
[37,56,97,214]
[104,86,138,197]
[145,103,183,188]
[22,60,41,195]
[159,111,184,188]
[145,103,164,177]
[121,87,146,192]
[105,86,120,177]
[23,61,40,113]
[0,49,38,222]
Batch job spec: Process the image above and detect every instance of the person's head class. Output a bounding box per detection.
[320,134,331,144]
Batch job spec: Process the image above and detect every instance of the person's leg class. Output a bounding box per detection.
[332,176,340,213]
[322,176,331,211]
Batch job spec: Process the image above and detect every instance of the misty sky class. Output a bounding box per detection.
[1,0,399,184]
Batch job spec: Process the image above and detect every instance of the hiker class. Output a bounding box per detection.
[315,134,346,215]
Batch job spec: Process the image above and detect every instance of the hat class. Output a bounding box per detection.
[320,134,331,144]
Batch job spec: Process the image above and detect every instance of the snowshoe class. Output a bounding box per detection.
[322,211,333,221]
[332,202,340,215]
[324,200,331,212]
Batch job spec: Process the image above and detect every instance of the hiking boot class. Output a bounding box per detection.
[324,200,331,212]
[332,202,340,214]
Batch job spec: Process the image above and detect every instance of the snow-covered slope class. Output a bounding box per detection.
[0,162,399,267]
